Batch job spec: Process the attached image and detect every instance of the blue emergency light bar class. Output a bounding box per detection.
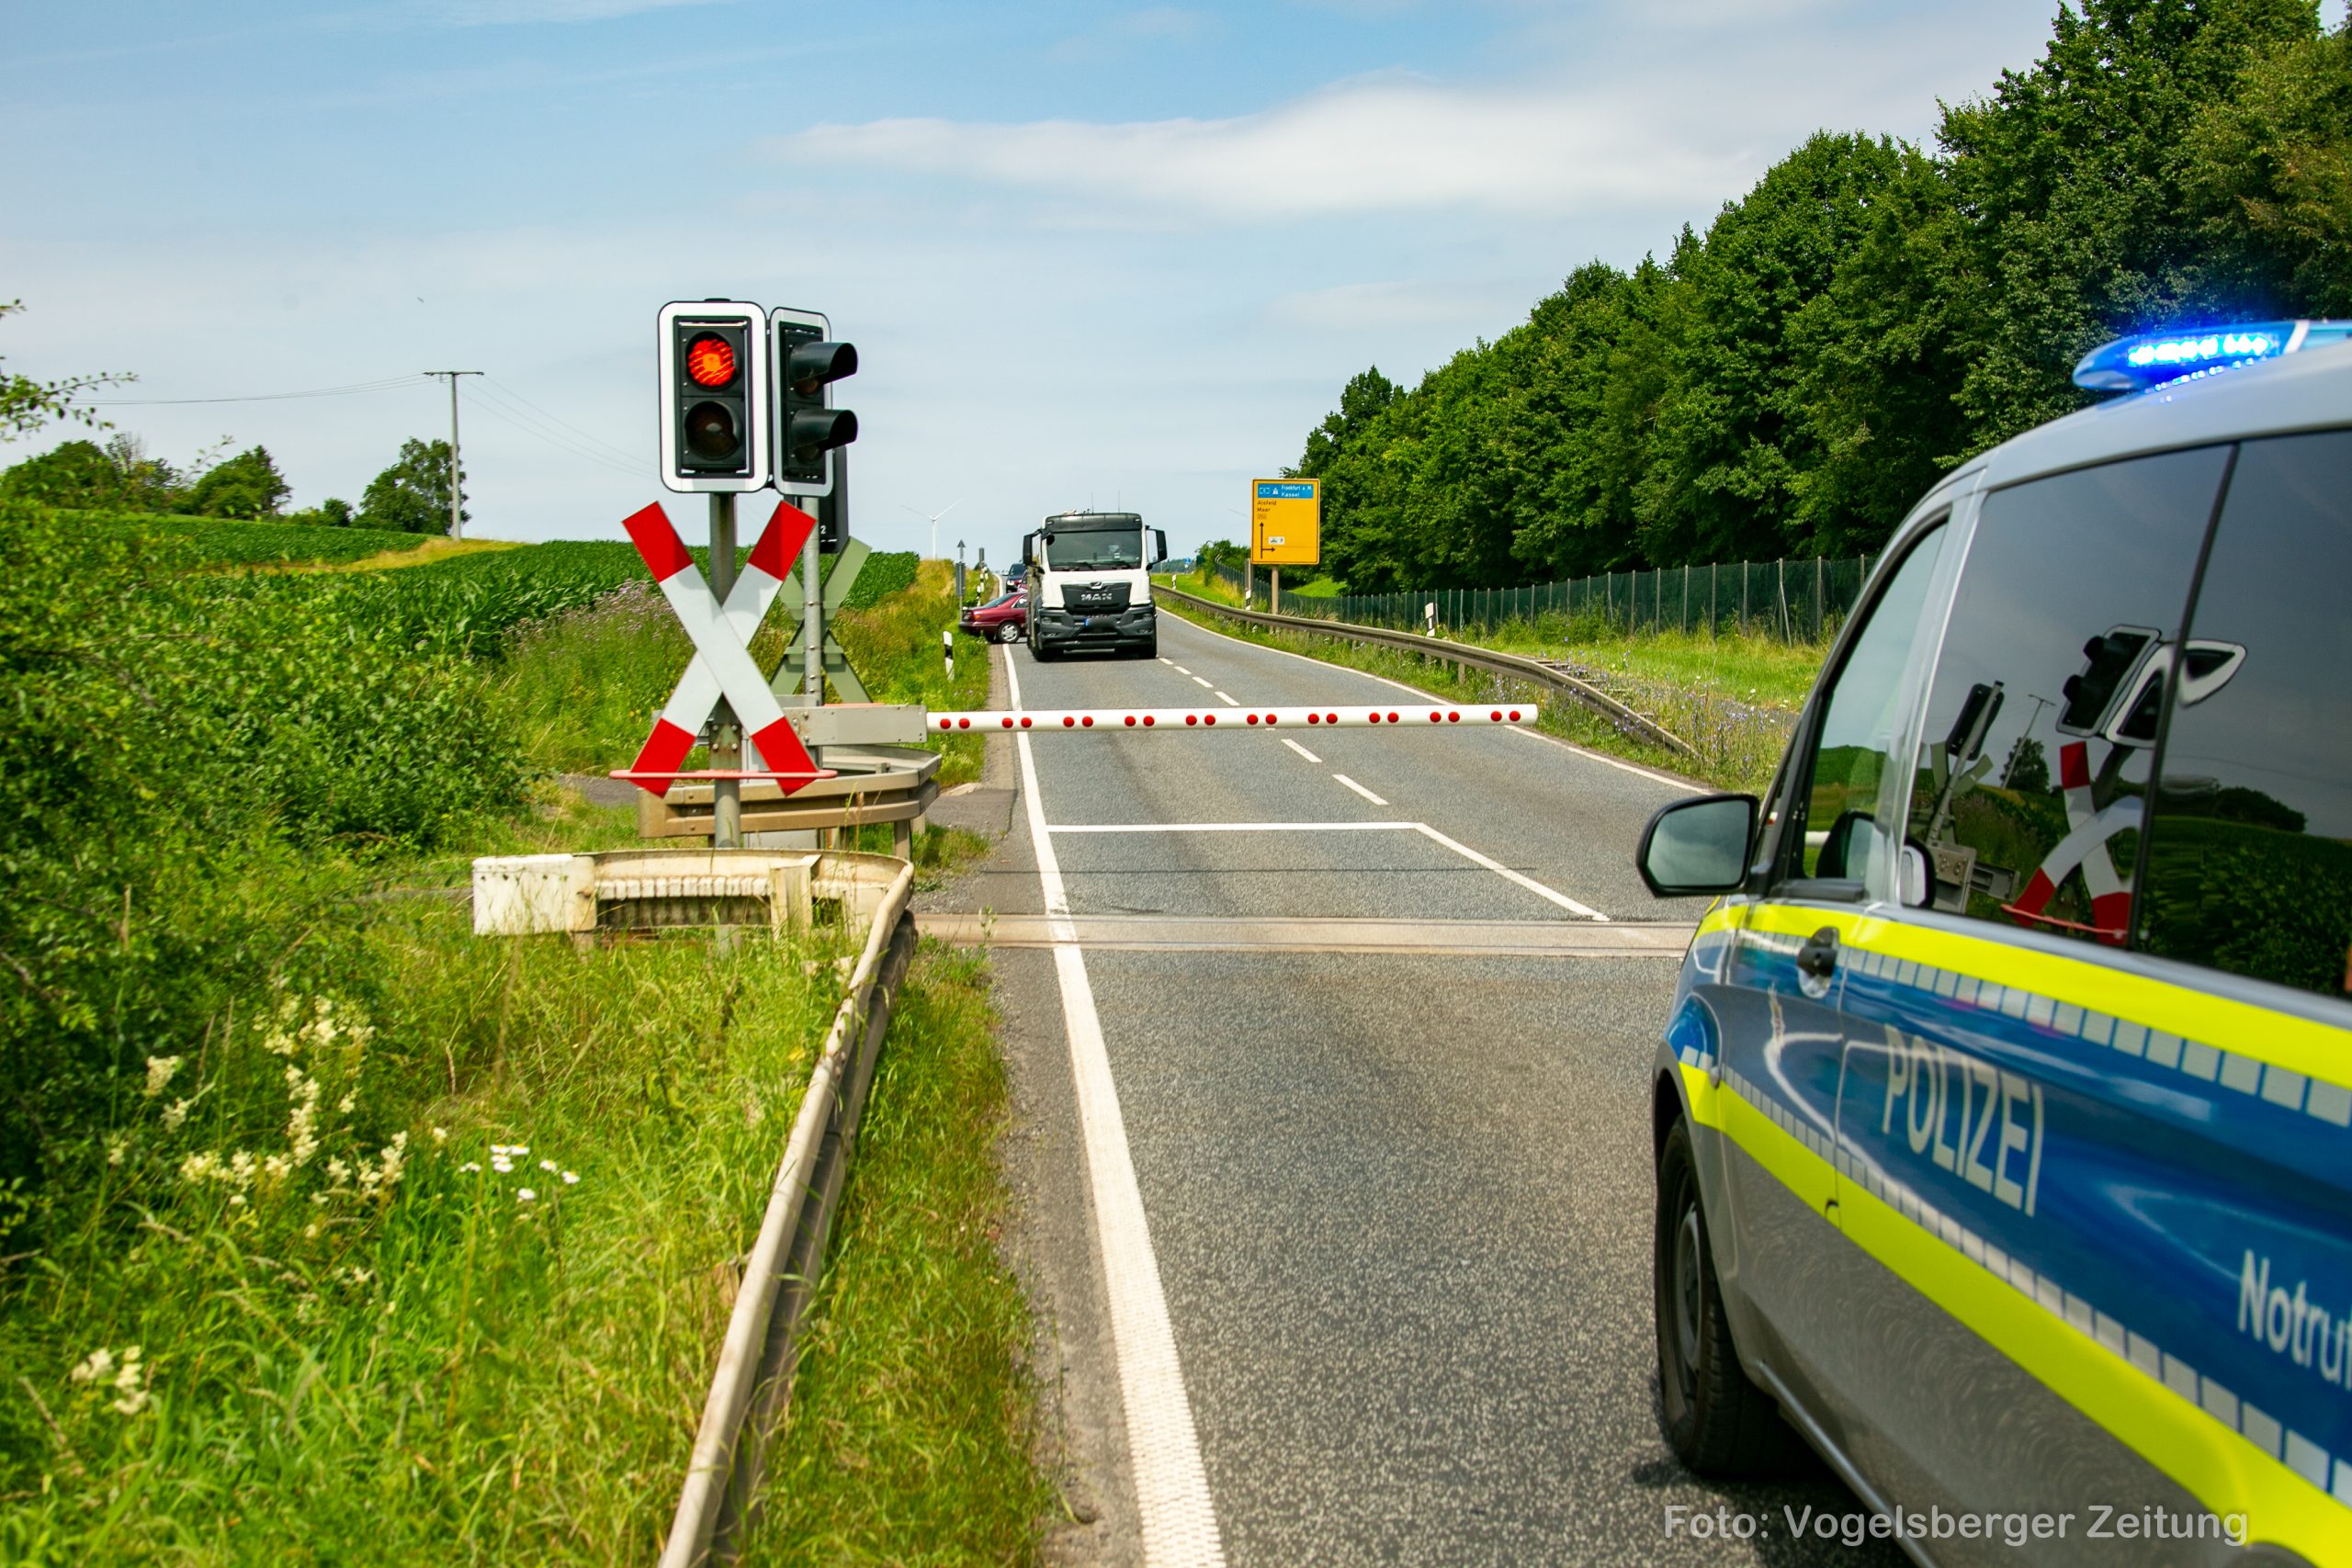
[2075,319,2352,393]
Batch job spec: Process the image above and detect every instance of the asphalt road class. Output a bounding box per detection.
[920,612,1900,1567]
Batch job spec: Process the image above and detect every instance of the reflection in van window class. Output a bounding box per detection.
[2139,431,2352,998]
[1786,525,1946,897]
[1905,446,2229,943]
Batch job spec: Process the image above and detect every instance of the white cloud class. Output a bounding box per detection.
[771,73,1754,221]
[1267,279,1528,333]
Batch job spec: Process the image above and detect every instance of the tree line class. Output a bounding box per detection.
[0,432,469,534]
[1288,0,2351,593]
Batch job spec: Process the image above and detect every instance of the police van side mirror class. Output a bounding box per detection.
[1636,795,1758,897]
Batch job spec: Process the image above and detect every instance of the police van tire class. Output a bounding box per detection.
[1655,1118,1795,1477]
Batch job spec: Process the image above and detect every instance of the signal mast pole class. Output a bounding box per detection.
[423,370,481,539]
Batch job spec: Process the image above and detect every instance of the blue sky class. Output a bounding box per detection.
[4,0,2075,565]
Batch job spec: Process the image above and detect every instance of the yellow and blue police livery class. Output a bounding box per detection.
[1636,321,2352,1565]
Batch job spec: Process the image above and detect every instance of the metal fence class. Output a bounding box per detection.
[1211,555,1876,643]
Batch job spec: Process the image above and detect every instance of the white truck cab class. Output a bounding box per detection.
[1022,510,1169,661]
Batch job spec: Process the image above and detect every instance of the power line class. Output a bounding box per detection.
[89,374,433,406]
[480,375,648,467]
[461,392,645,479]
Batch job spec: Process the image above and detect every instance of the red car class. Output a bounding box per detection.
[958,587,1029,643]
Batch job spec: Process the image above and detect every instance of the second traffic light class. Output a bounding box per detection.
[657,300,771,492]
[770,306,857,498]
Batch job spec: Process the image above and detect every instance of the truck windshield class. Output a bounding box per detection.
[1044,531,1142,571]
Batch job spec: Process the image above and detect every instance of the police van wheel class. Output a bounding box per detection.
[1655,1118,1795,1476]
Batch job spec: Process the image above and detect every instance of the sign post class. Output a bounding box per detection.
[1250,478,1321,614]
[708,493,741,848]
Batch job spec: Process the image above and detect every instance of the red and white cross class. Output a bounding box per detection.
[616,499,830,797]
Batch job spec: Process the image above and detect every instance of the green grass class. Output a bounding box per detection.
[1286,575,1345,598]
[1,525,1048,1563]
[0,843,855,1564]
[500,557,992,787]
[62,508,442,566]
[1155,587,1806,792]
[744,942,1053,1564]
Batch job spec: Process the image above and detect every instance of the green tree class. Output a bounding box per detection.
[185,444,290,518]
[0,300,132,440]
[358,437,465,535]
[2184,17,2352,313]
[0,439,117,506]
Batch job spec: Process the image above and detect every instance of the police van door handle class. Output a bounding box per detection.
[1797,928,1840,980]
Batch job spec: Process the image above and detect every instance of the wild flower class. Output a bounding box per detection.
[106,1136,127,1168]
[162,1098,193,1133]
[336,1091,356,1116]
[69,1346,153,1417]
[539,1159,558,1174]
[142,1055,183,1098]
[430,1126,449,1145]
[325,1156,351,1186]
[460,1161,482,1174]
[561,1170,579,1186]
[516,1189,537,1202]
[491,1156,514,1174]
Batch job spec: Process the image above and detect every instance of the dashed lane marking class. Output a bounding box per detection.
[1331,773,1387,806]
[1280,738,1323,764]
[1214,691,1239,705]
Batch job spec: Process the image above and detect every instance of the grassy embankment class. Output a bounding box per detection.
[0,512,1044,1563]
[1158,566,1821,792]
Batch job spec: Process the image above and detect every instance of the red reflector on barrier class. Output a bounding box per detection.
[1266,714,1278,725]
[1510,709,1521,721]
[1387,712,1399,723]
[1428,711,1441,722]
[1246,714,1259,725]
[1204,714,1216,726]
[1327,713,1338,724]
[1124,716,1136,727]
[1143,715,1155,727]
[958,717,970,728]
[1021,716,1033,728]
[939,718,953,730]
[1002,717,1013,728]
[1367,712,1380,724]
[1063,716,1075,728]
[1185,715,1197,725]
[1307,713,1320,724]
[1082,716,1093,728]
[1449,711,1460,722]
[1490,709,1503,721]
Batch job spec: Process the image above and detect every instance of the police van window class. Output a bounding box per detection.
[1903,446,2231,942]
[2138,431,2352,999]
[1781,524,1947,897]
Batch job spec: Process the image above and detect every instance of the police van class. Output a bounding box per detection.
[1634,321,2352,1565]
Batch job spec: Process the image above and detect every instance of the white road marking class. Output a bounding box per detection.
[1214,691,1238,705]
[1158,658,1174,666]
[1191,675,1213,688]
[1158,611,1702,793]
[1002,647,1227,1567]
[1047,820,1412,833]
[1045,813,1609,919]
[1409,821,1608,920]
[1280,738,1323,764]
[1330,773,1387,806]
[1171,664,1191,674]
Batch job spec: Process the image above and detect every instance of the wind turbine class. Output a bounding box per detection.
[901,498,962,560]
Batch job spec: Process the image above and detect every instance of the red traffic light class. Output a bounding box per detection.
[684,333,737,389]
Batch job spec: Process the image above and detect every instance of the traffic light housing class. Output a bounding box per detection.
[657,300,769,492]
[769,306,857,497]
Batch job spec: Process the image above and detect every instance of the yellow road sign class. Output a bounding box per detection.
[1250,478,1320,567]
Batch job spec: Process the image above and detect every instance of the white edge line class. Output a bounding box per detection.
[1330,773,1388,807]
[1004,643,1228,1564]
[1280,738,1324,764]
[1159,606,1702,794]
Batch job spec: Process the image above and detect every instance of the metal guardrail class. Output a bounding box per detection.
[660,852,919,1567]
[1153,584,1697,760]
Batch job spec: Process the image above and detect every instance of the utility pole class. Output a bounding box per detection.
[423,370,481,539]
